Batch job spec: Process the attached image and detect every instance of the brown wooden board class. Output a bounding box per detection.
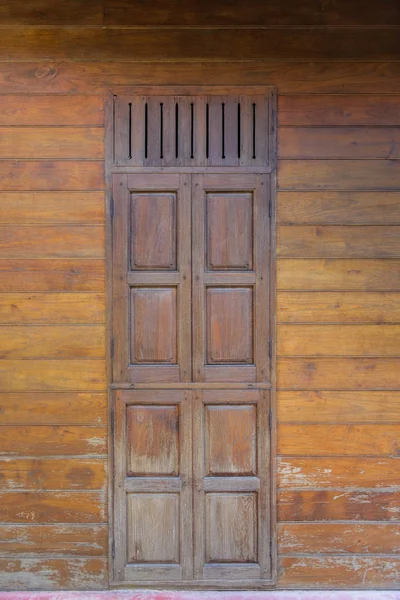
[0,458,106,490]
[0,96,104,126]
[0,0,102,25]
[0,161,103,191]
[0,426,107,456]
[0,293,105,324]
[277,292,400,323]
[0,128,103,159]
[0,360,106,391]
[277,457,400,489]
[277,192,400,225]
[279,96,400,127]
[277,391,400,423]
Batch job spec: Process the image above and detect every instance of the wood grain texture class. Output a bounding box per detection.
[4,62,400,94]
[277,292,400,323]
[0,293,105,324]
[0,128,103,159]
[279,128,400,159]
[277,391,400,423]
[0,0,102,25]
[0,192,105,225]
[278,523,400,554]
[0,360,106,391]
[278,325,400,356]
[278,556,400,588]
[0,96,104,126]
[278,160,400,191]
[0,558,107,591]
[0,161,103,191]
[278,226,400,258]
[278,490,400,521]
[278,424,400,456]
[277,259,400,291]
[0,458,106,490]
[0,260,105,292]
[278,358,400,389]
[279,96,400,127]
[0,524,107,556]
[104,0,400,27]
[0,392,107,425]
[1,28,400,62]
[0,426,107,456]
[0,226,104,259]
[278,457,400,489]
[0,325,105,358]
[277,192,400,225]
[0,491,106,523]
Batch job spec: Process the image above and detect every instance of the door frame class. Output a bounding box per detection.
[105,86,277,588]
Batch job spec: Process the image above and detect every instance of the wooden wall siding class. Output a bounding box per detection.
[0,1,399,590]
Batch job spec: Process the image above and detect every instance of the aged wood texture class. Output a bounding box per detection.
[0,492,106,523]
[0,458,106,489]
[0,294,105,324]
[0,360,106,391]
[0,96,104,126]
[0,426,107,456]
[0,161,103,190]
[0,127,102,159]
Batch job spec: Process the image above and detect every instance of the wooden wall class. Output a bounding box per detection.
[0,0,399,590]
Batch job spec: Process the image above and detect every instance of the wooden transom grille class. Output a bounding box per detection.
[113,88,275,168]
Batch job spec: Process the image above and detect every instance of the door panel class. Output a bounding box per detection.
[114,389,193,582]
[112,173,191,383]
[193,389,271,581]
[192,173,270,383]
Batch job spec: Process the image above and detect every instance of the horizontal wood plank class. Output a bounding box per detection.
[0,557,107,590]
[0,392,106,425]
[0,458,106,490]
[278,160,400,191]
[3,62,400,95]
[278,523,400,554]
[0,0,102,25]
[0,192,104,225]
[1,28,400,62]
[0,226,104,259]
[278,457,400,489]
[0,96,104,126]
[278,424,400,456]
[279,127,400,159]
[0,491,106,523]
[278,556,400,588]
[0,128,103,159]
[0,325,105,358]
[278,489,400,521]
[0,161,103,191]
[277,391,400,423]
[278,358,400,389]
[0,260,105,292]
[0,524,107,556]
[278,226,400,258]
[0,426,107,456]
[277,292,400,323]
[0,360,106,391]
[277,192,400,225]
[0,293,105,324]
[104,0,400,27]
[278,325,400,356]
[279,96,400,127]
[277,259,400,291]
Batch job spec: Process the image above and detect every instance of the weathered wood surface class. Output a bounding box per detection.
[278,457,400,489]
[0,458,106,489]
[0,293,105,324]
[277,192,400,225]
[0,392,107,424]
[1,28,400,62]
[0,96,104,126]
[0,360,106,391]
[0,161,103,191]
[277,292,400,323]
[0,524,107,555]
[0,426,107,456]
[0,127,103,159]
[277,391,400,422]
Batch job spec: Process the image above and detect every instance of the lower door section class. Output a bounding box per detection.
[113,388,272,587]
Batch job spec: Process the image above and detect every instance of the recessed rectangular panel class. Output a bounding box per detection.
[131,193,176,270]
[131,288,177,364]
[127,405,179,476]
[206,493,257,563]
[207,193,253,270]
[127,494,179,563]
[206,405,256,475]
[206,288,253,363]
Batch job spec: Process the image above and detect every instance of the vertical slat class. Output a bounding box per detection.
[193,390,205,580]
[177,174,192,382]
[181,391,194,579]
[192,174,205,382]
[258,390,271,579]
[224,97,239,166]
[160,96,175,166]
[130,96,146,167]
[255,174,270,381]
[114,97,130,165]
[207,95,224,166]
[113,390,128,581]
[144,96,161,166]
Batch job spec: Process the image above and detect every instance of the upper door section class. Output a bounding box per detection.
[112,86,276,169]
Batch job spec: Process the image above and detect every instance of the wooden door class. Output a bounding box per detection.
[111,166,273,586]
